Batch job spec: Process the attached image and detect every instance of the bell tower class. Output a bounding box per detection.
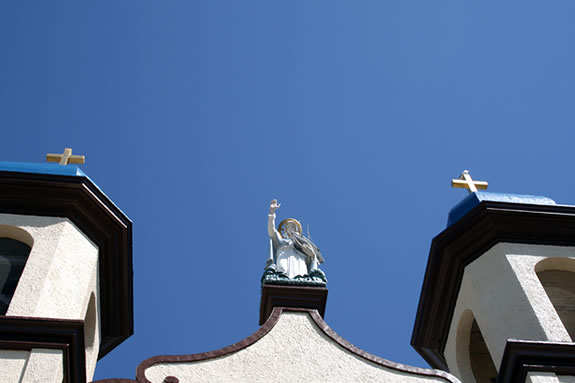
[0,153,132,382]
[412,172,575,383]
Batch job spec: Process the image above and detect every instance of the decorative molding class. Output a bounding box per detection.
[0,315,86,383]
[498,340,575,383]
[261,266,327,287]
[411,200,575,370]
[93,308,460,383]
[0,170,133,358]
[259,284,327,325]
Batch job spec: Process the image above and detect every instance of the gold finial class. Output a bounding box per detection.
[46,148,85,166]
[451,170,488,193]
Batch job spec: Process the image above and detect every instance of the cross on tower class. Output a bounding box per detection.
[451,170,488,193]
[46,148,85,165]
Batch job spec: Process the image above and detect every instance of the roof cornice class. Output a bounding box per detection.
[0,169,133,359]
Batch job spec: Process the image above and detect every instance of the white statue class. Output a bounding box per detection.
[267,199,324,279]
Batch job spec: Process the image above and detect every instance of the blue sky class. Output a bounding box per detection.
[1,1,575,380]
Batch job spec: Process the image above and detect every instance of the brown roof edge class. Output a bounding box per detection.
[0,316,86,383]
[307,309,461,383]
[498,340,575,383]
[109,307,461,383]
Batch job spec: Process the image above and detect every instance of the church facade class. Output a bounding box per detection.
[0,160,574,383]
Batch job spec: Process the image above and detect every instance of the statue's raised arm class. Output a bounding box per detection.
[269,199,281,214]
[263,199,326,287]
[268,199,282,246]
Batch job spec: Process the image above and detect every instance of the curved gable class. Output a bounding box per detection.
[96,308,460,383]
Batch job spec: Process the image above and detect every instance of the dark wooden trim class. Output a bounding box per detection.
[0,340,66,350]
[498,340,575,383]
[118,307,460,383]
[0,315,86,383]
[259,284,328,325]
[0,170,133,358]
[411,201,575,371]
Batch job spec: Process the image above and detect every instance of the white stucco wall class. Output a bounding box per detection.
[526,372,575,383]
[145,311,455,383]
[0,347,65,383]
[444,243,575,381]
[3,214,99,320]
[0,350,28,382]
[0,213,101,381]
[20,349,64,383]
[528,372,575,383]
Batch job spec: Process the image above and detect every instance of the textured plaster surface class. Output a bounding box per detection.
[145,312,451,383]
[3,214,99,320]
[0,213,101,381]
[527,372,560,383]
[445,243,575,381]
[0,350,28,382]
[20,349,64,383]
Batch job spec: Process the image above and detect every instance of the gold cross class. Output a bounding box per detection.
[451,170,488,193]
[46,148,85,165]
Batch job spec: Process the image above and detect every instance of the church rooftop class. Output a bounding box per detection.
[0,159,133,357]
[0,161,86,177]
[447,191,557,227]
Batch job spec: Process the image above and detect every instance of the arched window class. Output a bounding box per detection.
[469,319,497,383]
[85,293,97,354]
[84,292,99,374]
[0,238,31,315]
[456,310,497,383]
[536,258,575,340]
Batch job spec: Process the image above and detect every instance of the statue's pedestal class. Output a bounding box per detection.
[259,284,328,325]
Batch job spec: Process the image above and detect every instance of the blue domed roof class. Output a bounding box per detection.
[0,161,86,177]
[447,191,556,227]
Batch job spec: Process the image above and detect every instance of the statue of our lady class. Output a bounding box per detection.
[267,199,324,279]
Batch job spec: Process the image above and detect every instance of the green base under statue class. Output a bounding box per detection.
[261,264,327,287]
